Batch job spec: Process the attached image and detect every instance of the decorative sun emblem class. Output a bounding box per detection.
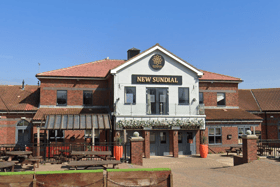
[152,55,162,65]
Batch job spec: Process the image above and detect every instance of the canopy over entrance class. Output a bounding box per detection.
[42,114,111,130]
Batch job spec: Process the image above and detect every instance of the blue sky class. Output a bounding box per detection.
[0,0,279,89]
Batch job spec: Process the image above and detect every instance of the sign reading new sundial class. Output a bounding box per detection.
[149,54,165,70]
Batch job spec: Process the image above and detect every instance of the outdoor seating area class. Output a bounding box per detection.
[0,143,124,173]
[225,145,243,156]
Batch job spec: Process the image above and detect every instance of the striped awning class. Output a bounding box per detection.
[42,114,111,130]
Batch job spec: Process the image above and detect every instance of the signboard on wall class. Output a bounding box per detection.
[132,75,182,85]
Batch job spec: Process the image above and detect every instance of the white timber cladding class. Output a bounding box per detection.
[113,49,205,129]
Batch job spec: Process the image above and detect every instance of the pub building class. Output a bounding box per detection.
[0,43,262,157]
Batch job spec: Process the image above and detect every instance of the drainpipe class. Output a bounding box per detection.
[265,111,268,139]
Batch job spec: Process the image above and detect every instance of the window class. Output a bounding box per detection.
[147,88,169,115]
[150,132,156,144]
[217,93,225,106]
[178,87,189,105]
[160,132,166,144]
[178,132,183,144]
[49,130,64,142]
[199,92,204,104]
[84,130,100,144]
[124,87,136,104]
[17,120,29,126]
[57,90,67,106]
[238,127,250,144]
[208,127,222,144]
[83,91,93,105]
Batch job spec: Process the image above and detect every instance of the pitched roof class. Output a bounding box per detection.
[238,90,260,111]
[199,70,242,82]
[33,108,109,120]
[205,109,262,121]
[111,43,203,76]
[36,59,126,78]
[252,88,280,111]
[0,85,40,111]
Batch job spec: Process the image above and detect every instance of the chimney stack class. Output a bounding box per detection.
[22,80,25,90]
[127,47,140,60]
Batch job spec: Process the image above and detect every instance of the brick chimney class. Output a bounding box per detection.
[127,47,140,60]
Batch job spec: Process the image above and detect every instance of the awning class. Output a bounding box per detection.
[42,114,111,130]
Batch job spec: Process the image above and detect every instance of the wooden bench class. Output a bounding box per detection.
[68,160,121,170]
[20,156,42,171]
[226,149,241,156]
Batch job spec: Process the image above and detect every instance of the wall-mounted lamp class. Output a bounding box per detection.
[227,134,232,140]
[270,116,274,119]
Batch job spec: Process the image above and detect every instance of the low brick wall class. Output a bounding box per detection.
[0,168,172,187]
[233,155,244,166]
[107,168,171,187]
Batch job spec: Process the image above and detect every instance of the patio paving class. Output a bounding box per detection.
[10,153,280,187]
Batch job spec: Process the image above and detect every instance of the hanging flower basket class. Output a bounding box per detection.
[117,118,204,129]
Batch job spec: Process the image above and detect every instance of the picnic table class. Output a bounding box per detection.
[68,160,121,170]
[52,149,72,164]
[71,151,112,161]
[5,151,41,171]
[0,162,15,172]
[226,145,242,155]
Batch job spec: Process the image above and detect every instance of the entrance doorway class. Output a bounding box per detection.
[178,131,196,155]
[16,120,31,149]
[150,131,170,156]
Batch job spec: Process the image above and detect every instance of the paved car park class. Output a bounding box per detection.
[10,154,280,187]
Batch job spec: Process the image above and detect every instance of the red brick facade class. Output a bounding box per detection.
[199,82,239,107]
[40,79,109,106]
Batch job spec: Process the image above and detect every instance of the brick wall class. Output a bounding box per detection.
[253,113,280,140]
[199,82,239,107]
[172,131,178,158]
[0,114,35,145]
[130,137,144,165]
[144,131,150,158]
[40,79,110,106]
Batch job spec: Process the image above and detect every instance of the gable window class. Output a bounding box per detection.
[83,91,93,106]
[199,92,204,104]
[209,127,222,144]
[125,87,136,104]
[49,130,64,142]
[217,93,225,106]
[57,90,67,106]
[178,88,189,105]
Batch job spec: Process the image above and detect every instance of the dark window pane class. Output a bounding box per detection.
[160,132,166,144]
[178,132,183,144]
[57,130,64,138]
[49,130,55,138]
[125,87,136,104]
[199,92,204,104]
[209,136,214,144]
[179,88,189,104]
[83,91,93,105]
[57,91,67,105]
[217,93,225,106]
[216,136,222,144]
